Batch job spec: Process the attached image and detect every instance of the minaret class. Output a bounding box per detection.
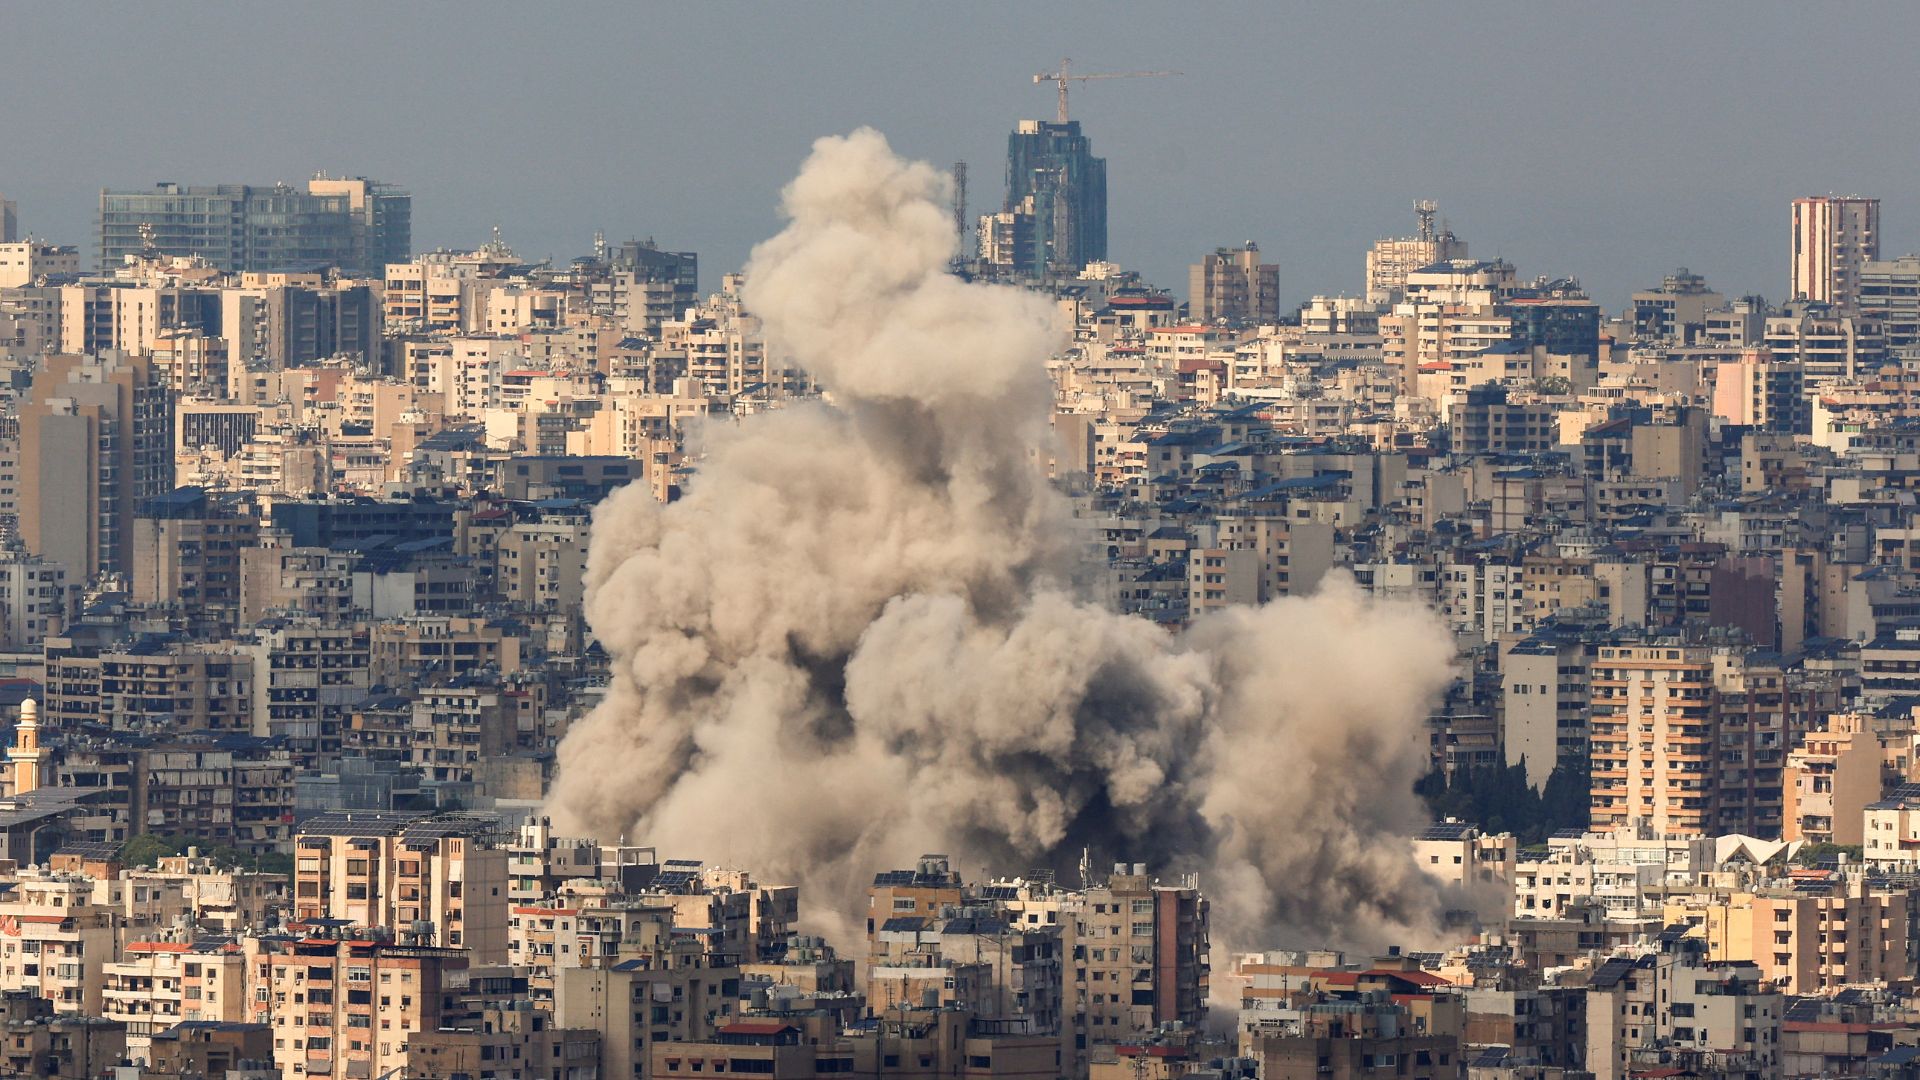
[9,698,45,796]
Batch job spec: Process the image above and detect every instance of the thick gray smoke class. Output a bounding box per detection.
[548,129,1457,951]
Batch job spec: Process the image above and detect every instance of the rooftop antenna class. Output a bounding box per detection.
[1033,58,1182,123]
[1415,200,1438,243]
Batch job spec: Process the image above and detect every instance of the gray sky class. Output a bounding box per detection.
[5,2,1919,312]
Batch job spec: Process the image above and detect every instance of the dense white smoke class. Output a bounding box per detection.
[548,129,1457,950]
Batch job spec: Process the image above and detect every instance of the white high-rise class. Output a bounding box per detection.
[1791,194,1879,307]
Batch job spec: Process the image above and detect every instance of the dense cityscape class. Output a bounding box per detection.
[9,18,1920,1080]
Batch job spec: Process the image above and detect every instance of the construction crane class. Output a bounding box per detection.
[1033,58,1181,124]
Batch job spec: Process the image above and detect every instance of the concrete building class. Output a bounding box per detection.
[1589,644,1716,837]
[496,519,590,612]
[1630,268,1723,343]
[18,352,174,582]
[0,241,79,288]
[1583,939,1781,1080]
[241,619,370,750]
[554,953,740,1080]
[1764,305,1885,383]
[1783,712,1889,846]
[99,178,408,276]
[1366,203,1468,304]
[42,636,255,735]
[1710,349,1807,433]
[0,996,126,1079]
[0,553,68,650]
[1667,878,1917,995]
[1190,243,1279,324]
[1411,820,1515,893]
[141,1020,275,1080]
[292,811,509,963]
[248,934,466,1080]
[102,940,250,1061]
[132,487,259,637]
[1791,195,1879,307]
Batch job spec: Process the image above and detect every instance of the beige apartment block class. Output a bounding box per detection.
[292,811,508,964]
[248,934,466,1080]
[1791,195,1878,307]
[1589,645,1715,836]
[102,940,249,1061]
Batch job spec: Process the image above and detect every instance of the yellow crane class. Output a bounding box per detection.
[1033,58,1181,124]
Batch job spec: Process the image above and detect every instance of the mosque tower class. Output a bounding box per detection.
[8,698,45,796]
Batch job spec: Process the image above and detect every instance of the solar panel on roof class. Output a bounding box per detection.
[1417,822,1473,841]
[1590,958,1636,989]
[1783,1000,1825,1022]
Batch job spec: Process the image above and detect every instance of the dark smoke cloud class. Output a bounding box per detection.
[548,129,1457,952]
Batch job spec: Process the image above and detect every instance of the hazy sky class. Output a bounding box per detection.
[6,3,1920,313]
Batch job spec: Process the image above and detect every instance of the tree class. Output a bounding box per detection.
[118,834,187,868]
[1414,757,1590,846]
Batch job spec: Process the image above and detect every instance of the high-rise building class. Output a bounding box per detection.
[1005,119,1106,273]
[0,192,16,243]
[1589,643,1714,836]
[1366,201,1468,303]
[305,175,413,273]
[18,352,174,583]
[1190,242,1280,323]
[1858,254,1920,349]
[98,178,409,276]
[1791,195,1878,307]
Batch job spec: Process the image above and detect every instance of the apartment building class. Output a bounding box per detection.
[1583,939,1782,1080]
[497,519,591,612]
[1667,878,1917,994]
[18,351,174,582]
[649,1004,1062,1080]
[0,873,121,1013]
[0,241,79,289]
[369,616,523,686]
[41,635,254,734]
[102,939,249,1060]
[1784,713,1890,846]
[240,619,371,749]
[0,553,68,651]
[1189,242,1279,324]
[508,899,675,1002]
[1791,195,1878,308]
[0,992,127,1079]
[1365,204,1468,304]
[1590,644,1716,836]
[292,811,509,963]
[249,934,466,1080]
[407,973,602,1080]
[554,951,741,1080]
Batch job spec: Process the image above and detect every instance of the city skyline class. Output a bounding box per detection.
[8,3,1920,310]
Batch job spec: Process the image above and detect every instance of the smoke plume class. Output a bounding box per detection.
[548,129,1457,951]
